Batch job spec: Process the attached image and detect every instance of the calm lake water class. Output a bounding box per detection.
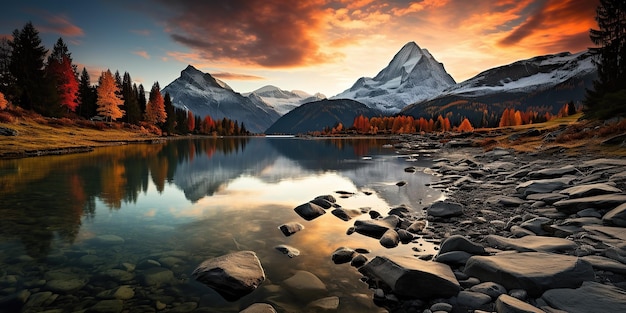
[0,137,443,312]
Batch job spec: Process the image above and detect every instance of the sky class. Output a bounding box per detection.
[0,0,599,97]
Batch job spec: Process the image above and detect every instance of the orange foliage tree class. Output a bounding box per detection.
[0,92,7,110]
[46,38,79,112]
[187,111,195,132]
[145,82,166,125]
[96,69,124,122]
[457,118,474,132]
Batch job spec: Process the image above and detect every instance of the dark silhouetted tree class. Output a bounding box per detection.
[121,72,141,124]
[162,92,176,134]
[78,67,97,119]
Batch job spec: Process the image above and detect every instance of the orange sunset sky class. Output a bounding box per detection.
[1,0,599,96]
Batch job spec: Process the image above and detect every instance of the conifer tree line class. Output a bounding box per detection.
[0,22,249,136]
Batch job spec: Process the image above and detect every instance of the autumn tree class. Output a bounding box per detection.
[187,110,195,132]
[96,69,124,122]
[457,118,474,132]
[46,38,79,113]
[585,0,626,118]
[78,67,97,119]
[0,91,7,110]
[144,82,166,125]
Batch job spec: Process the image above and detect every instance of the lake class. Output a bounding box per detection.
[0,137,444,312]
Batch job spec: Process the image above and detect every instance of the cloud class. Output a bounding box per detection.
[131,29,151,36]
[38,14,84,37]
[151,0,332,68]
[133,50,151,59]
[212,72,265,80]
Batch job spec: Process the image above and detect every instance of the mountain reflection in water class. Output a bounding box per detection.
[0,137,443,312]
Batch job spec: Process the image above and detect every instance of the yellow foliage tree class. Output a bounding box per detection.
[96,70,124,122]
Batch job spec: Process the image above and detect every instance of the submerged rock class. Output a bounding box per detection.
[278,222,305,237]
[294,202,326,221]
[274,245,300,258]
[281,270,327,302]
[192,251,265,301]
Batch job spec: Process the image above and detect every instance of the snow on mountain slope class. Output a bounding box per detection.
[162,65,281,133]
[245,85,326,115]
[444,51,595,96]
[333,41,456,113]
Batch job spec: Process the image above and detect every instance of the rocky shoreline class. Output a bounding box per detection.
[344,134,626,312]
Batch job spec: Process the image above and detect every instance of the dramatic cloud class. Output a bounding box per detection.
[152,0,332,68]
[212,72,265,80]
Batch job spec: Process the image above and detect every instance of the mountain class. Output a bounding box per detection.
[162,65,281,133]
[333,41,456,113]
[265,99,380,134]
[244,85,326,115]
[401,51,597,125]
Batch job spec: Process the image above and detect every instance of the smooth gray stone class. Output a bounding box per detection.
[350,254,368,268]
[438,235,486,255]
[529,165,578,179]
[359,255,461,299]
[141,267,174,287]
[464,252,594,296]
[496,294,544,313]
[581,255,626,274]
[525,193,568,204]
[354,215,400,239]
[88,299,123,313]
[294,202,326,221]
[583,225,626,244]
[516,177,574,196]
[603,203,626,227]
[520,217,552,235]
[554,194,626,214]
[331,247,355,264]
[605,243,626,264]
[456,290,492,309]
[541,281,626,313]
[192,251,265,301]
[278,222,304,237]
[380,229,400,248]
[281,270,327,302]
[486,195,526,207]
[434,251,472,265]
[306,296,339,311]
[560,183,622,198]
[428,201,464,218]
[485,235,578,253]
[470,282,507,299]
[274,245,300,258]
[582,158,626,167]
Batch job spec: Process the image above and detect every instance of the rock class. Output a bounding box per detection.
[331,247,355,264]
[294,202,326,221]
[350,254,368,268]
[428,201,464,218]
[240,303,277,313]
[379,229,400,248]
[0,126,18,136]
[101,269,134,282]
[520,217,552,235]
[88,299,123,313]
[407,220,427,233]
[581,255,626,274]
[495,294,544,313]
[434,251,472,265]
[331,208,352,221]
[438,235,486,255]
[315,194,336,203]
[141,267,174,287]
[274,245,300,258]
[485,235,578,253]
[541,281,626,313]
[456,290,492,309]
[464,252,594,297]
[397,229,413,244]
[486,195,526,207]
[45,279,86,293]
[525,193,568,204]
[136,259,161,270]
[516,177,574,196]
[282,271,327,302]
[306,296,339,311]
[396,181,407,187]
[560,183,622,198]
[310,198,334,209]
[0,290,30,312]
[192,251,265,301]
[470,282,507,299]
[354,215,400,239]
[278,222,305,236]
[529,165,578,179]
[605,243,626,264]
[358,255,461,299]
[583,225,626,244]
[168,302,198,312]
[24,291,54,309]
[430,302,453,312]
[554,194,626,214]
[96,285,135,300]
[602,203,626,227]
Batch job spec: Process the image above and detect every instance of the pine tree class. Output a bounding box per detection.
[121,72,141,124]
[78,67,97,119]
[0,38,12,95]
[585,0,626,118]
[96,69,124,122]
[144,82,166,125]
[8,22,55,114]
[137,84,147,118]
[162,92,176,134]
[46,38,79,113]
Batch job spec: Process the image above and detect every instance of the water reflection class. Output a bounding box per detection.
[0,137,442,312]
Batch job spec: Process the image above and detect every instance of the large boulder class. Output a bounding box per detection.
[359,256,461,299]
[191,251,265,301]
[541,281,626,313]
[464,252,594,297]
[484,235,578,253]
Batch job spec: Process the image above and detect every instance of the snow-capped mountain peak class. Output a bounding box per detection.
[245,85,326,115]
[180,65,233,91]
[333,41,456,113]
